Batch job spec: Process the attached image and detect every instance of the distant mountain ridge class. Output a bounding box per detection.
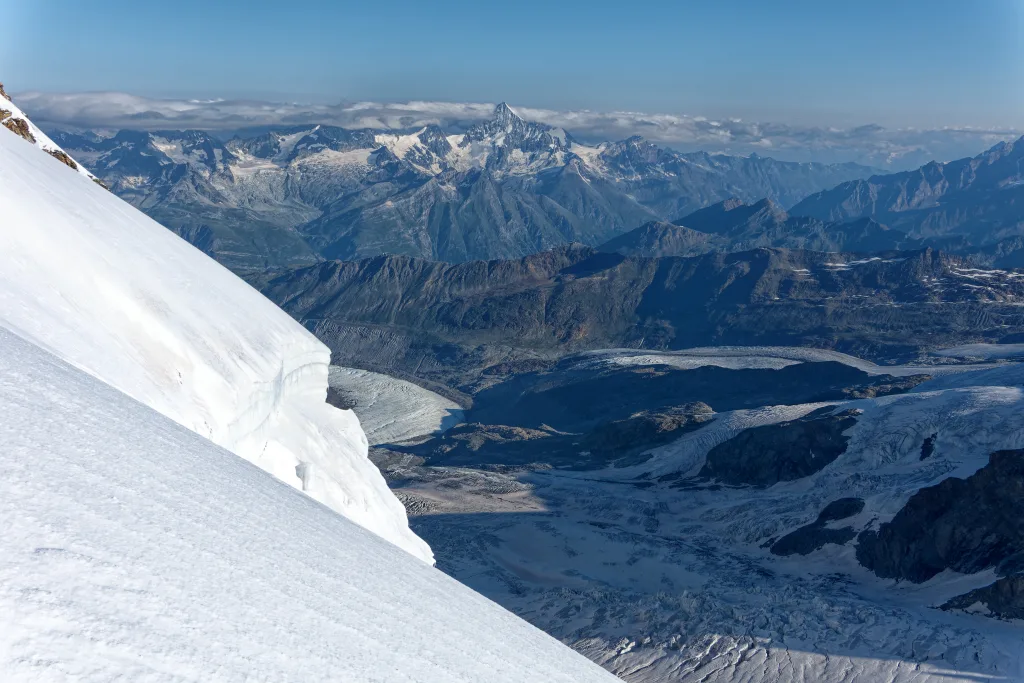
[46,103,880,268]
[601,198,916,257]
[791,136,1024,243]
[254,244,1024,391]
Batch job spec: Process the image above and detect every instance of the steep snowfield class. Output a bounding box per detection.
[0,122,430,562]
[0,89,97,181]
[0,327,620,683]
[328,366,463,444]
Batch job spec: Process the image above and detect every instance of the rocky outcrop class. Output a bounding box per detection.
[45,148,78,171]
[405,403,714,469]
[0,83,9,101]
[942,575,1024,619]
[700,408,858,487]
[856,449,1024,582]
[2,114,35,143]
[771,497,865,556]
[578,403,713,461]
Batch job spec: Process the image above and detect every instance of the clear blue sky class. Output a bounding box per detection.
[5,0,1022,127]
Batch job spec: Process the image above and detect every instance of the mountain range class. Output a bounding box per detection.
[47,103,879,269]
[792,136,1024,244]
[254,244,1024,394]
[0,81,619,682]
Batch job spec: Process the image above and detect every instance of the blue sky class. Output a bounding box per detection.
[5,0,1022,128]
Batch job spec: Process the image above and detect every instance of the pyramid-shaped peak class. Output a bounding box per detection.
[493,102,523,124]
[751,197,786,213]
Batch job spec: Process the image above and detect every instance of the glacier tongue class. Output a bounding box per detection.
[0,120,431,563]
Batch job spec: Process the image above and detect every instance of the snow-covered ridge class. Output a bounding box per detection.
[0,84,97,182]
[0,326,618,682]
[0,110,431,562]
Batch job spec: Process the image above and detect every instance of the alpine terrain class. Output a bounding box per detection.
[48,103,878,268]
[0,85,623,682]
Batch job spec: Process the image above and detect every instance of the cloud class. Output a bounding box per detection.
[14,91,1020,170]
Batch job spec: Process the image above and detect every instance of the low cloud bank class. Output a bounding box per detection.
[17,90,1019,169]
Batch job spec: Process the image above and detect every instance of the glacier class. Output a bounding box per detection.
[374,352,1024,683]
[0,114,430,562]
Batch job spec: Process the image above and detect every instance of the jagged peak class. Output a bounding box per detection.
[492,101,523,125]
[0,82,10,102]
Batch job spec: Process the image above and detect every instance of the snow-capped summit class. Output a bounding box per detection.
[492,101,522,126]
[0,97,431,563]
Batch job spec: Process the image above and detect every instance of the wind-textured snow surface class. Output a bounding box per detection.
[0,327,620,683]
[0,122,431,563]
[329,366,463,444]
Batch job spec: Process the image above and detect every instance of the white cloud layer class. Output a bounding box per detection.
[15,91,1020,169]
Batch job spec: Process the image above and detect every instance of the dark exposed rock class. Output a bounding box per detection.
[45,148,79,171]
[817,497,866,522]
[841,375,931,399]
[325,385,358,411]
[411,423,560,467]
[771,497,865,556]
[577,403,714,462]
[942,575,1024,619]
[700,409,858,487]
[2,116,35,143]
[857,449,1024,582]
[920,433,937,460]
[772,526,857,557]
[0,83,10,101]
[404,403,714,469]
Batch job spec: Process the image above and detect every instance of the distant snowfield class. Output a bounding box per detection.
[329,366,463,444]
[575,345,1004,377]
[933,343,1024,360]
[0,328,619,683]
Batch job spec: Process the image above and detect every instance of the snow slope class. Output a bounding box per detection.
[0,326,620,683]
[0,116,430,562]
[329,366,463,444]
[0,88,97,181]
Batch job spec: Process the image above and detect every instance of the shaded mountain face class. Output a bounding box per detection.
[48,103,878,268]
[791,137,1024,246]
[256,245,1024,391]
[600,199,915,257]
